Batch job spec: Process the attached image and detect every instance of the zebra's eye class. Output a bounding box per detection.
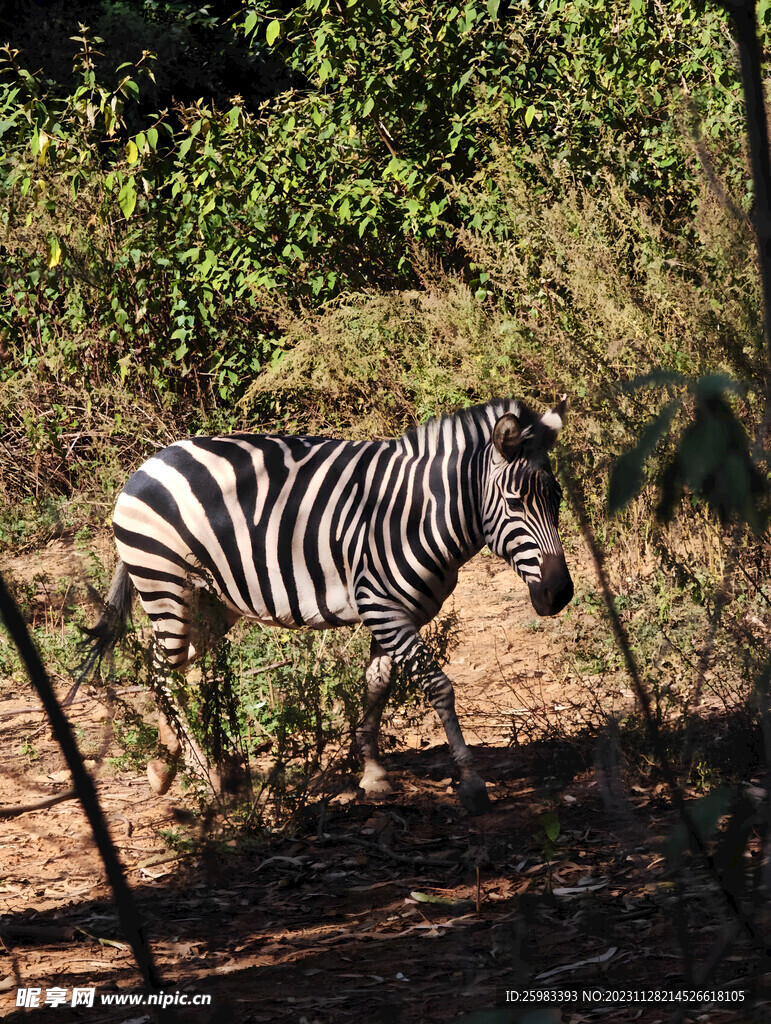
[506,495,524,512]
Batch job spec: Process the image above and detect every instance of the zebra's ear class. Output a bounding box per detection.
[493,414,523,462]
[540,395,567,449]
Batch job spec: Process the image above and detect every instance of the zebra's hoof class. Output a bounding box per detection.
[147,758,177,795]
[458,775,491,814]
[359,762,394,798]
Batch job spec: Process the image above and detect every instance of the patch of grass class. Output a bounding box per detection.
[546,553,768,780]
[157,828,197,856]
[108,715,159,774]
[19,736,38,762]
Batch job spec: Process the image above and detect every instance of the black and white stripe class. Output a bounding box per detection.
[94,397,573,812]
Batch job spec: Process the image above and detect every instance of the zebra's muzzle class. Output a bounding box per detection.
[527,552,573,616]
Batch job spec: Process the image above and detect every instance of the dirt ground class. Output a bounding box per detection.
[0,538,767,1023]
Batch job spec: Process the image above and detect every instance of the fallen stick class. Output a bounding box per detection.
[0,923,77,943]
[0,788,77,818]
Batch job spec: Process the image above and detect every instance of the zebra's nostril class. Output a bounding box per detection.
[528,556,573,616]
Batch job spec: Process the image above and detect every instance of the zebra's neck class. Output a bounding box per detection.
[394,399,522,564]
[397,399,521,460]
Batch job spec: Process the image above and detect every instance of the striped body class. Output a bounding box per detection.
[105,398,573,811]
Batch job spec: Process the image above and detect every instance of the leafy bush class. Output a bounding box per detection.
[0,0,756,408]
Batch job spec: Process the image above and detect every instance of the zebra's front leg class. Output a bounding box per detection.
[411,652,491,814]
[356,638,395,797]
[383,629,490,814]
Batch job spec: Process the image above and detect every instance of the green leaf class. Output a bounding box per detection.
[665,787,733,864]
[541,810,560,843]
[118,178,137,219]
[664,392,767,532]
[266,19,281,46]
[244,11,258,37]
[524,104,537,127]
[47,235,61,268]
[692,373,746,401]
[125,140,138,164]
[487,0,501,18]
[608,399,680,514]
[409,890,473,909]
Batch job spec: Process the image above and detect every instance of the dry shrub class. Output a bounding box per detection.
[0,372,182,550]
[243,284,504,437]
[457,141,763,386]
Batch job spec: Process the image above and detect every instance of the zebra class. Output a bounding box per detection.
[81,397,573,813]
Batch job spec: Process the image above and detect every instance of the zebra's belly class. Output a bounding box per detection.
[240,584,361,630]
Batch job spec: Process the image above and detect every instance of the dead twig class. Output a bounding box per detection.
[241,658,292,677]
[0,685,144,719]
[318,830,427,866]
[0,788,77,818]
[0,923,77,943]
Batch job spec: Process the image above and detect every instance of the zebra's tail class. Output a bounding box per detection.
[66,561,134,706]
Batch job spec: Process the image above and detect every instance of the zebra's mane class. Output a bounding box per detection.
[396,398,540,456]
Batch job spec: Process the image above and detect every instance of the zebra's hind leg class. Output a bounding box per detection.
[146,634,214,795]
[356,638,395,797]
[149,640,232,797]
[144,586,240,795]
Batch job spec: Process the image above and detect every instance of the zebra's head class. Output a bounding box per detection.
[482,398,573,616]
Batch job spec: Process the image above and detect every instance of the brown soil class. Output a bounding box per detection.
[0,538,765,1023]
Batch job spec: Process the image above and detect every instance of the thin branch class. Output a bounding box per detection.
[718,0,771,447]
[0,571,173,1017]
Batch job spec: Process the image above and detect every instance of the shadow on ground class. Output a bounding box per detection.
[1,736,767,1024]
